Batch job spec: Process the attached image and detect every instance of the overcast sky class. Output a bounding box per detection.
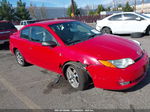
[8,0,111,7]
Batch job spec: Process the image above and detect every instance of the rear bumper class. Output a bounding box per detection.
[87,52,149,90]
[0,39,9,44]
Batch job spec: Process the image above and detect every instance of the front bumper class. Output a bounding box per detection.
[96,25,102,32]
[87,52,149,90]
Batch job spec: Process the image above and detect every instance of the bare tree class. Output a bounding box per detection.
[28,3,38,19]
[40,4,48,19]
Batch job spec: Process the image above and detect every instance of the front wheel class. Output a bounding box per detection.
[101,27,112,34]
[65,65,90,90]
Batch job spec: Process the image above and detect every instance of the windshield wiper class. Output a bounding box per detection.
[68,39,83,45]
[88,34,97,39]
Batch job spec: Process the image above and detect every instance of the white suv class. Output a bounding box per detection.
[96,12,150,35]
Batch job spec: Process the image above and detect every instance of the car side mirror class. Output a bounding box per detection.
[136,17,141,21]
[42,41,57,47]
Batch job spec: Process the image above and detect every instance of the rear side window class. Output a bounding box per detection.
[109,14,122,21]
[0,22,16,30]
[123,14,139,20]
[21,27,31,39]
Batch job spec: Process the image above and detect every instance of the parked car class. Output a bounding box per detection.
[0,21,17,44]
[10,20,149,90]
[15,20,36,30]
[96,12,150,35]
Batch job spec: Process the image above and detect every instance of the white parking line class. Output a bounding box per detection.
[0,75,41,109]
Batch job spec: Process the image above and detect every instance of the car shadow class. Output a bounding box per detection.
[120,58,150,92]
[116,33,149,38]
[0,42,9,50]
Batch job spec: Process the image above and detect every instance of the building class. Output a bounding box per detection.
[136,3,150,13]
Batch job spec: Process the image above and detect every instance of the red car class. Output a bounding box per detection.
[0,21,17,44]
[10,20,149,90]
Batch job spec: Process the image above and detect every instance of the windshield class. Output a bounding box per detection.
[137,13,150,19]
[49,21,101,45]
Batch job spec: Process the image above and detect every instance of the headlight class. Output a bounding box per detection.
[131,40,143,50]
[99,58,135,68]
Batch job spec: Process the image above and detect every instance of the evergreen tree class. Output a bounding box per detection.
[88,10,96,16]
[16,0,30,21]
[67,0,80,17]
[123,2,133,12]
[105,7,111,11]
[97,5,105,14]
[0,0,16,21]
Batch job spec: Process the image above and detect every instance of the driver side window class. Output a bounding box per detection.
[30,26,57,43]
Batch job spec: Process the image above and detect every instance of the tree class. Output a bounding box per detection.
[28,3,38,19]
[88,10,96,16]
[105,7,111,11]
[40,4,48,19]
[0,0,16,21]
[123,2,133,12]
[67,0,80,17]
[16,0,31,21]
[96,5,105,14]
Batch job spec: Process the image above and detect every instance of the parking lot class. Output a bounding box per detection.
[0,35,150,110]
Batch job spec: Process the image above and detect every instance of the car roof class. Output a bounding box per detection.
[0,20,10,23]
[32,19,76,26]
[112,12,136,15]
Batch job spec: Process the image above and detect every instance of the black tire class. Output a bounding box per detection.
[131,32,144,38]
[15,49,28,66]
[146,26,150,35]
[65,64,90,90]
[101,27,112,34]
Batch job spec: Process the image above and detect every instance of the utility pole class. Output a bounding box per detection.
[71,0,75,17]
[134,0,136,12]
[142,0,144,13]
[113,0,116,10]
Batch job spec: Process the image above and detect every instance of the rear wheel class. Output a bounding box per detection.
[15,49,28,66]
[65,64,89,90]
[101,27,112,34]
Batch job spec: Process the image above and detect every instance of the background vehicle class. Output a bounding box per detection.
[96,12,150,35]
[0,21,17,44]
[15,20,36,30]
[10,20,149,91]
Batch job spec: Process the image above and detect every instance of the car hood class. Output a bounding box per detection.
[68,34,143,60]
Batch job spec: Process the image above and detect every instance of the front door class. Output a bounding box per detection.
[28,26,62,73]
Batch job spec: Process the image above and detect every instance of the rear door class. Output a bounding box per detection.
[122,13,147,33]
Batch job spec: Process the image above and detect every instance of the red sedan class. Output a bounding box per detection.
[10,20,149,90]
